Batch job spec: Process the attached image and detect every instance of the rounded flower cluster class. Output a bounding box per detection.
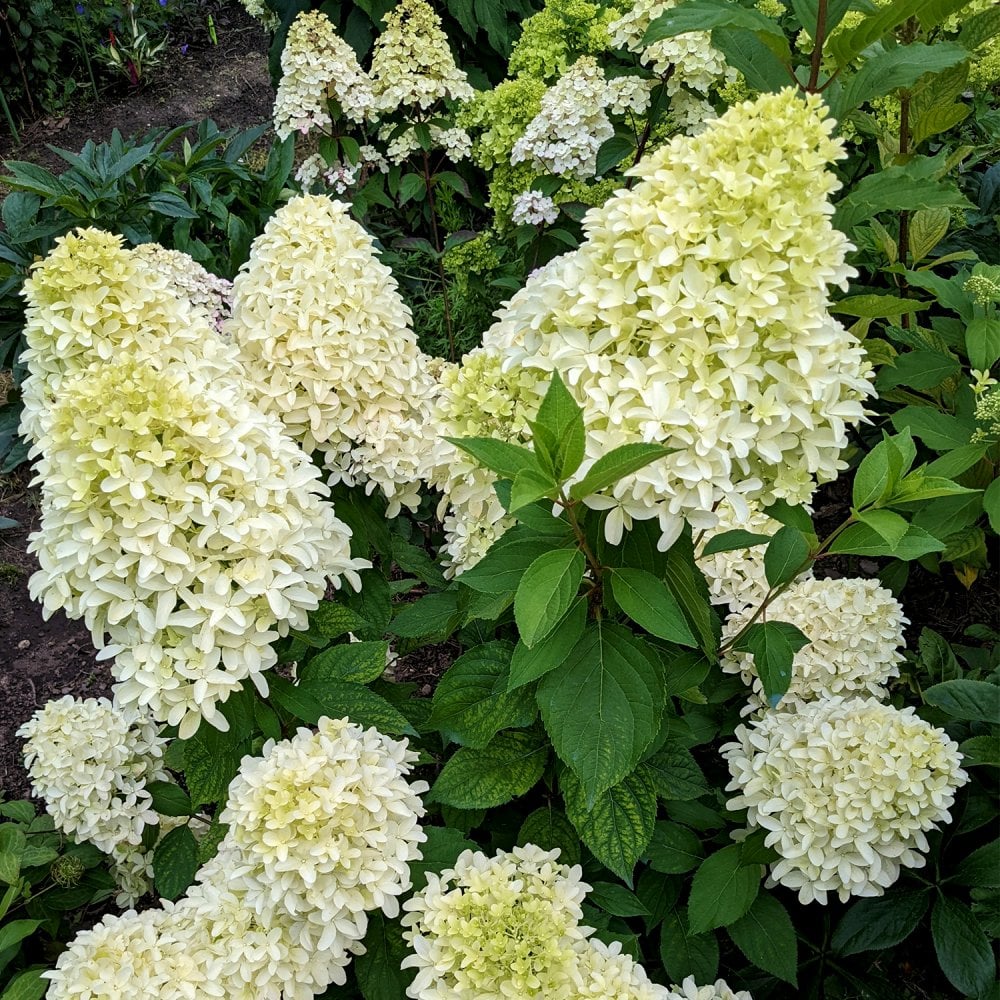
[273,10,375,139]
[666,977,753,1000]
[18,228,238,444]
[608,75,655,116]
[513,189,560,226]
[575,938,671,998]
[506,0,617,82]
[229,195,439,516]
[476,89,871,552]
[721,577,907,712]
[46,718,428,1000]
[511,57,614,179]
[722,696,969,903]
[369,0,473,112]
[238,0,278,30]
[27,356,364,737]
[132,243,233,333]
[460,77,547,170]
[18,695,166,856]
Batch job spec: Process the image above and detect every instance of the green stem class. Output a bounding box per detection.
[807,0,828,92]
[421,148,455,362]
[0,83,19,145]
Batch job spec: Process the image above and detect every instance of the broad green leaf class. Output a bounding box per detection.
[646,821,704,874]
[854,509,910,550]
[763,499,814,533]
[763,525,811,588]
[890,406,971,451]
[153,825,199,900]
[562,768,657,885]
[409,826,478,893]
[660,908,719,984]
[306,601,372,640]
[828,522,945,559]
[985,478,1000,534]
[146,781,193,818]
[355,911,411,1000]
[889,473,979,505]
[389,591,461,639]
[509,468,559,511]
[732,620,810,708]
[835,294,930,318]
[952,839,1000,888]
[0,826,25,885]
[596,135,636,175]
[700,529,771,556]
[728,894,798,985]
[876,349,961,392]
[912,493,983,541]
[430,730,548,809]
[832,889,930,955]
[0,803,33,825]
[645,0,789,57]
[663,528,718,656]
[931,895,996,997]
[459,534,572,594]
[924,678,1000,724]
[641,740,710,801]
[610,568,697,646]
[531,371,586,480]
[183,737,238,809]
[2,969,48,1000]
[660,651,712,698]
[427,642,536,747]
[960,0,1000,50]
[712,27,792,92]
[509,597,587,690]
[853,432,908,510]
[537,622,666,804]
[518,807,581,866]
[569,443,674,500]
[829,0,963,65]
[687,845,760,934]
[960,734,1000,766]
[0,919,40,956]
[967,317,1000,371]
[924,442,988,479]
[293,678,417,735]
[515,549,586,648]
[303,641,390,684]
[446,436,539,480]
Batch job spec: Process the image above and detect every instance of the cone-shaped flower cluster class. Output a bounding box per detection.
[45,717,428,1000]
[229,195,440,516]
[132,243,233,333]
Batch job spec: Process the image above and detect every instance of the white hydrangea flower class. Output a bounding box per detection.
[721,577,907,712]
[722,697,969,904]
[238,0,278,31]
[18,695,166,856]
[273,10,376,139]
[229,194,439,516]
[132,243,233,333]
[18,228,239,444]
[220,717,428,924]
[401,845,594,999]
[27,357,365,737]
[474,89,871,553]
[370,0,473,112]
[294,151,328,189]
[574,938,670,998]
[607,75,655,116]
[359,143,390,172]
[666,976,753,1000]
[511,57,614,179]
[513,190,560,226]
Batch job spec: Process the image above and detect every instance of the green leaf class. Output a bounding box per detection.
[924,442,988,479]
[610,568,697,646]
[307,601,372,640]
[183,737,238,809]
[355,911,411,1000]
[459,534,571,594]
[763,525,811,588]
[763,499,814,533]
[728,893,798,985]
[1,969,48,1000]
[509,597,587,690]
[853,433,908,510]
[399,172,426,205]
[0,803,34,825]
[889,472,979,505]
[509,468,558,511]
[832,889,930,955]
[0,919,40,955]
[562,768,657,885]
[829,0,961,65]
[700,530,771,556]
[430,730,548,809]
[596,135,636,175]
[660,908,719,984]
[967,317,1000,371]
[569,443,675,501]
[427,642,536,747]
[854,509,910,550]
[518,807,581,866]
[447,436,539,480]
[645,0,789,54]
[890,406,971,451]
[712,27,791,92]
[876,349,961,392]
[733,620,810,708]
[828,522,946,559]
[985,478,1000,535]
[960,734,1000,767]
[390,591,461,639]
[640,740,710,801]
[293,679,417,735]
[952,839,1000,888]
[153,825,198,900]
[146,781,193,818]
[537,622,666,804]
[408,826,478,893]
[531,371,586,480]
[646,821,704,874]
[687,845,760,934]
[392,537,447,590]
[835,293,930,318]
[924,678,1000,723]
[663,530,718,656]
[931,895,996,997]
[515,549,586,648]
[302,641,390,685]
[147,192,199,219]
[588,881,651,917]
[960,0,1000,50]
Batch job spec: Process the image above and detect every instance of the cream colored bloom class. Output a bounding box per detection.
[721,577,907,712]
[402,845,594,999]
[665,976,753,1000]
[574,938,670,998]
[132,244,233,333]
[722,697,969,903]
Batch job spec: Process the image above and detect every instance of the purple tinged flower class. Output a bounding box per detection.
[180,43,189,54]
[75,3,85,12]
[158,0,167,6]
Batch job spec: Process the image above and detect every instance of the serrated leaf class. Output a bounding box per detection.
[2,968,48,1000]
[569,443,675,500]
[390,591,461,639]
[641,740,710,802]
[646,821,704,874]
[0,918,40,955]
[687,846,760,934]
[828,522,945,559]
[430,730,548,809]
[589,881,651,917]
[183,737,238,809]
[531,371,586,480]
[302,641,390,684]
[891,405,971,451]
[854,509,910,549]
[515,549,585,648]
[293,678,417,735]
[728,894,797,985]
[355,911,411,1000]
[877,349,961,391]
[427,641,536,747]
[447,436,539,480]
[518,807,581,866]
[0,802,34,825]
[146,781,193,817]
[562,768,657,885]
[924,678,1000,723]
[960,734,1000,767]
[459,535,570,594]
[509,597,587,690]
[596,135,635,175]
[537,622,665,805]
[952,839,1000,888]
[733,620,809,708]
[966,317,1000,371]
[610,568,698,646]
[832,889,930,955]
[153,825,198,900]
[509,468,558,511]
[931,895,996,997]
[408,826,478,893]
[660,908,719,984]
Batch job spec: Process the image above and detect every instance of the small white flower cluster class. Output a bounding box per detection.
[295,152,361,192]
[609,0,734,116]
[401,844,671,999]
[383,123,473,164]
[369,0,474,113]
[512,189,560,226]
[721,576,908,713]
[273,10,376,139]
[607,75,656,116]
[45,717,428,1000]
[229,195,440,517]
[133,243,233,333]
[666,977,753,1000]
[723,697,969,904]
[511,57,615,179]
[238,0,278,30]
